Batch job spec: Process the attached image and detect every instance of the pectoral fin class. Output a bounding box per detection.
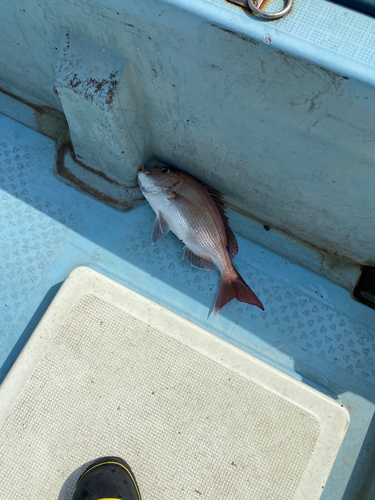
[167,192,205,213]
[184,246,217,271]
[151,212,170,244]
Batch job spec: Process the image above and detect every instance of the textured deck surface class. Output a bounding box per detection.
[0,268,348,500]
[0,114,375,499]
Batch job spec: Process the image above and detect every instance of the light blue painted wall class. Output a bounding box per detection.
[0,0,374,282]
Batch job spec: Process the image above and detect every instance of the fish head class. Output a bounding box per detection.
[138,164,182,194]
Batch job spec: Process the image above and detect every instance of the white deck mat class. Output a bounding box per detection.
[0,267,349,500]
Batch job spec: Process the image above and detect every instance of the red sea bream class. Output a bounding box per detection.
[138,164,264,315]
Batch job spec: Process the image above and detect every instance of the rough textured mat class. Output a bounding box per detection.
[0,267,348,500]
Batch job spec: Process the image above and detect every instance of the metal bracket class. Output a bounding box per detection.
[227,0,293,20]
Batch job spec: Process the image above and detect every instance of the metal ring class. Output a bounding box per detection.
[247,0,293,20]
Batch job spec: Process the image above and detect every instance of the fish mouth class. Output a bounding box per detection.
[137,169,153,193]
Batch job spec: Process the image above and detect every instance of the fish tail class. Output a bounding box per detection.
[213,270,264,316]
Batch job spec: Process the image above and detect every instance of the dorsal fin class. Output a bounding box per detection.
[201,181,238,258]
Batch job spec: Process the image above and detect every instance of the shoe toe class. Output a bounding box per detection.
[72,456,141,500]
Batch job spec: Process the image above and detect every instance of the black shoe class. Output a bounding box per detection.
[72,456,141,500]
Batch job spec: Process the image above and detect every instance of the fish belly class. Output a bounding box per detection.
[165,201,224,268]
[144,189,226,271]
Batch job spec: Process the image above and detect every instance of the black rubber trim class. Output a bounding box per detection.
[330,0,375,17]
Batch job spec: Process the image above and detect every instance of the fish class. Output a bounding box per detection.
[137,163,264,315]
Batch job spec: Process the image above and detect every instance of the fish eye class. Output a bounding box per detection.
[160,167,171,174]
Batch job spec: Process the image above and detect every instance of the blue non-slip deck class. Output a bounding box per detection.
[0,113,374,499]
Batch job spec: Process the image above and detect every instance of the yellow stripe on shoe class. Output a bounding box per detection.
[78,461,141,500]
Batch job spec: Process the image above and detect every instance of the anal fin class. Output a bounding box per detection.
[184,246,217,271]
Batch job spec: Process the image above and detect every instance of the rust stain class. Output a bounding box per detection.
[63,143,121,186]
[223,0,274,14]
[0,85,69,140]
[223,0,295,23]
[56,143,143,211]
[262,0,273,8]
[66,72,118,105]
[0,86,59,116]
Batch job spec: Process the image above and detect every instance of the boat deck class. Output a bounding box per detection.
[0,113,374,498]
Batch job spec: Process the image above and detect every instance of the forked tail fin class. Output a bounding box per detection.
[214,271,264,316]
